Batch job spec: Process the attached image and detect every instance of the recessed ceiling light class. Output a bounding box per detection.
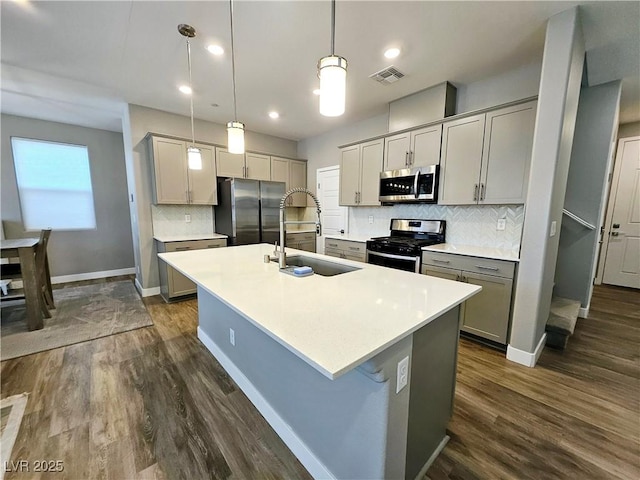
[313,89,321,96]
[207,44,224,55]
[384,47,401,59]
[269,111,280,119]
[179,85,192,95]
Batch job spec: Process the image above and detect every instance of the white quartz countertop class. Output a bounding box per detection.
[422,243,520,262]
[324,234,371,243]
[159,244,480,380]
[153,233,228,243]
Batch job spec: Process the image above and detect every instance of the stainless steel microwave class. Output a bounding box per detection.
[379,165,439,204]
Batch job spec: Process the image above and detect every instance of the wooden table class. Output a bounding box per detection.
[1,238,44,330]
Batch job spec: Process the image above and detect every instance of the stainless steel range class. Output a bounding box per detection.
[366,219,446,273]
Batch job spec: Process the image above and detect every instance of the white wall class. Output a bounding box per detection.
[298,62,541,245]
[555,81,621,310]
[122,104,299,292]
[509,7,585,359]
[1,114,135,278]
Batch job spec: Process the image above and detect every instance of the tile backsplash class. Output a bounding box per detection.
[348,204,524,250]
[151,205,215,238]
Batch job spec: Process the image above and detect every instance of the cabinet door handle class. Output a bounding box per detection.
[475,265,499,271]
[432,258,450,264]
[473,184,479,201]
[246,166,249,178]
[189,190,193,203]
[480,183,485,201]
[175,247,190,251]
[456,274,461,281]
[348,246,360,251]
[462,276,467,282]
[207,244,220,248]
[405,151,409,167]
[409,151,414,166]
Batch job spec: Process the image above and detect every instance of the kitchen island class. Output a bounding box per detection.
[159,244,480,480]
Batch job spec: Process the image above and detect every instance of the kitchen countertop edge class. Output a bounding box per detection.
[153,233,229,243]
[422,243,520,262]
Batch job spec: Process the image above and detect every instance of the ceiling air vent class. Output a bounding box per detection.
[369,66,405,85]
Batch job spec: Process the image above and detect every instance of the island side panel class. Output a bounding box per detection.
[405,306,460,479]
[197,286,413,480]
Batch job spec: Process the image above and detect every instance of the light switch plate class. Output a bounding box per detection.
[396,356,409,393]
[550,220,557,237]
[185,214,191,223]
[368,215,374,224]
[497,218,506,231]
[229,328,235,346]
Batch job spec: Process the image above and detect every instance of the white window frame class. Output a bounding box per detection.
[10,137,98,232]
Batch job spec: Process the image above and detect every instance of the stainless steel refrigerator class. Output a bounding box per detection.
[215,178,286,246]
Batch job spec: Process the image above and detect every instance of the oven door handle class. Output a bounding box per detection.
[413,170,420,199]
[367,250,417,262]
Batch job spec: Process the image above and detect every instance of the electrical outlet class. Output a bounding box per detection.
[396,356,409,393]
[550,221,557,237]
[185,214,191,223]
[229,328,235,346]
[497,218,506,231]
[368,215,374,224]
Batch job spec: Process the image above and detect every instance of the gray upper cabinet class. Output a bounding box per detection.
[216,147,245,178]
[384,131,411,170]
[245,152,271,181]
[216,148,271,180]
[480,102,536,204]
[440,101,536,205]
[440,114,486,205]
[340,139,383,206]
[271,156,307,206]
[150,135,217,205]
[383,124,442,171]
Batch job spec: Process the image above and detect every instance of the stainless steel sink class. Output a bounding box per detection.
[274,255,361,277]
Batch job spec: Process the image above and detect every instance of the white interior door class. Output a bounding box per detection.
[602,136,640,288]
[317,166,348,253]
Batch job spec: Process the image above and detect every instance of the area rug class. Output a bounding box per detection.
[1,281,153,361]
[0,393,28,480]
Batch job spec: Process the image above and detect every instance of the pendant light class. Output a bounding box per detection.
[178,23,202,170]
[318,0,347,117]
[227,0,245,154]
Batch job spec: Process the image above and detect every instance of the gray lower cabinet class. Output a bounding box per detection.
[157,238,227,302]
[285,232,316,253]
[324,238,367,262]
[421,252,516,345]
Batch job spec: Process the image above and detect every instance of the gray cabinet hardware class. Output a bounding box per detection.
[475,264,499,271]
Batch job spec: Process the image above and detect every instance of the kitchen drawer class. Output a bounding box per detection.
[422,251,514,279]
[286,232,316,244]
[325,247,342,258]
[344,252,366,263]
[325,239,342,250]
[166,238,226,252]
[343,242,365,255]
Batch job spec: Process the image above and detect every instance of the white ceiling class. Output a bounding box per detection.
[1,1,638,140]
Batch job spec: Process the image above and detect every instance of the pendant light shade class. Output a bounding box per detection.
[227,121,245,154]
[318,0,347,117]
[227,0,245,154]
[178,23,203,170]
[187,146,202,170]
[318,55,347,117]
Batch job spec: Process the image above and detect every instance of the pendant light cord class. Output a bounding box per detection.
[186,37,196,146]
[230,0,238,122]
[330,0,335,56]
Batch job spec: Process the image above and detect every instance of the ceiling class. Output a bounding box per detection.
[1,1,638,141]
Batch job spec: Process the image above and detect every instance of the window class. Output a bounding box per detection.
[11,137,97,230]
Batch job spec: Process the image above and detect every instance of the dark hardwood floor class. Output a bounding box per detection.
[1,281,638,479]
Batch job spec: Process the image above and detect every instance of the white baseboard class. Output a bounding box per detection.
[197,327,335,480]
[9,268,136,290]
[506,333,547,368]
[135,278,161,297]
[51,267,136,285]
[579,306,589,318]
